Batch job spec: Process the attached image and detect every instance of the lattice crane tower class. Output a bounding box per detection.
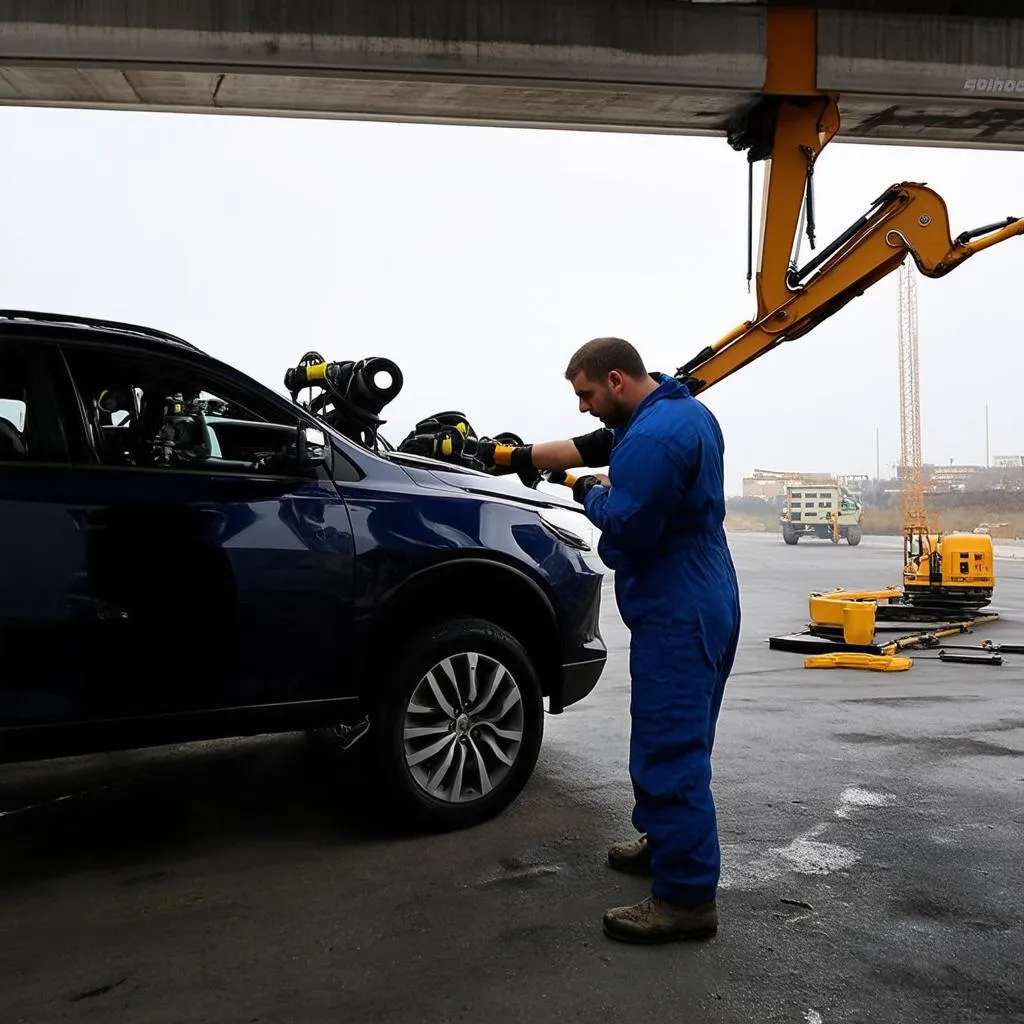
[896,260,931,538]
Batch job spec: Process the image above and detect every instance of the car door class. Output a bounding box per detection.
[0,337,95,731]
[31,337,357,725]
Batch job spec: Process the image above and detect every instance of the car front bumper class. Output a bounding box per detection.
[552,655,607,713]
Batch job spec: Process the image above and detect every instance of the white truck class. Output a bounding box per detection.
[780,483,863,545]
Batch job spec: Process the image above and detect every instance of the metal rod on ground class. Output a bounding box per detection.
[934,641,1024,653]
[880,615,1000,655]
[938,650,1002,666]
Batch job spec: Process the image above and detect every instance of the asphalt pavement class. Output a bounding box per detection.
[1,533,1021,1024]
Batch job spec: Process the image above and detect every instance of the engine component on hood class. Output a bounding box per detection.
[399,411,476,460]
[398,417,541,487]
[284,351,541,486]
[285,351,404,447]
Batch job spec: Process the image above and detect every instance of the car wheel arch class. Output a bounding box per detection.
[361,556,564,700]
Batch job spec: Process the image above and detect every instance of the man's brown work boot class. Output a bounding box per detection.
[607,833,652,876]
[602,894,718,944]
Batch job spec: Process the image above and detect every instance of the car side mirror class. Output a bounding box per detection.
[296,424,328,471]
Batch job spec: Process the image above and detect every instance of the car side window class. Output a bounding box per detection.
[0,341,71,464]
[60,344,311,476]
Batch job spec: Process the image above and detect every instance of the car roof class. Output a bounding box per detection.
[0,309,201,354]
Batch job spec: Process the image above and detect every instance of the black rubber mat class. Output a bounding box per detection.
[767,633,885,655]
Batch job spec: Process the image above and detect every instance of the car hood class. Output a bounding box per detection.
[389,451,583,513]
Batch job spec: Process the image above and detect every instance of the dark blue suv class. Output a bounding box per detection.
[0,311,606,830]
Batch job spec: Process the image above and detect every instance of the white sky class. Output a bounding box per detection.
[1,104,1021,495]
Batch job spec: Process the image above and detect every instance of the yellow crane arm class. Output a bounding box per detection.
[677,113,1024,394]
[674,10,1024,397]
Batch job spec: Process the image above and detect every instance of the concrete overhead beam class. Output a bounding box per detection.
[0,1,1021,149]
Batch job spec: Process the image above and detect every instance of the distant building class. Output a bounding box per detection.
[922,463,986,491]
[742,470,835,500]
[994,454,1024,468]
[741,470,866,500]
[742,477,788,500]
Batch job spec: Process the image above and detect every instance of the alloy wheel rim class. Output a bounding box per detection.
[402,651,524,803]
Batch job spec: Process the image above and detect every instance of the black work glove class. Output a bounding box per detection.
[571,474,601,504]
[548,471,601,504]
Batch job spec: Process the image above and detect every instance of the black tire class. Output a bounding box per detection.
[364,617,544,832]
[782,524,799,545]
[847,525,862,546]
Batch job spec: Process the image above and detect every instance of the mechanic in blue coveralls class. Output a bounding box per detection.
[477,336,741,944]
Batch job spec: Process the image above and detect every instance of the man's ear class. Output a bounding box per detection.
[607,370,623,391]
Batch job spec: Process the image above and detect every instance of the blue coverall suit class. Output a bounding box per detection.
[581,373,741,905]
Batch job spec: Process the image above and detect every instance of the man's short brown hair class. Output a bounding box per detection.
[564,337,647,382]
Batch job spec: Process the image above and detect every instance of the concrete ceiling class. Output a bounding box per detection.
[0,2,1022,150]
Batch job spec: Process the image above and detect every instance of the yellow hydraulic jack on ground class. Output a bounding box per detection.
[796,589,998,671]
[802,618,1000,672]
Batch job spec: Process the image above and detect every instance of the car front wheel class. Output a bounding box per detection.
[366,617,544,831]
